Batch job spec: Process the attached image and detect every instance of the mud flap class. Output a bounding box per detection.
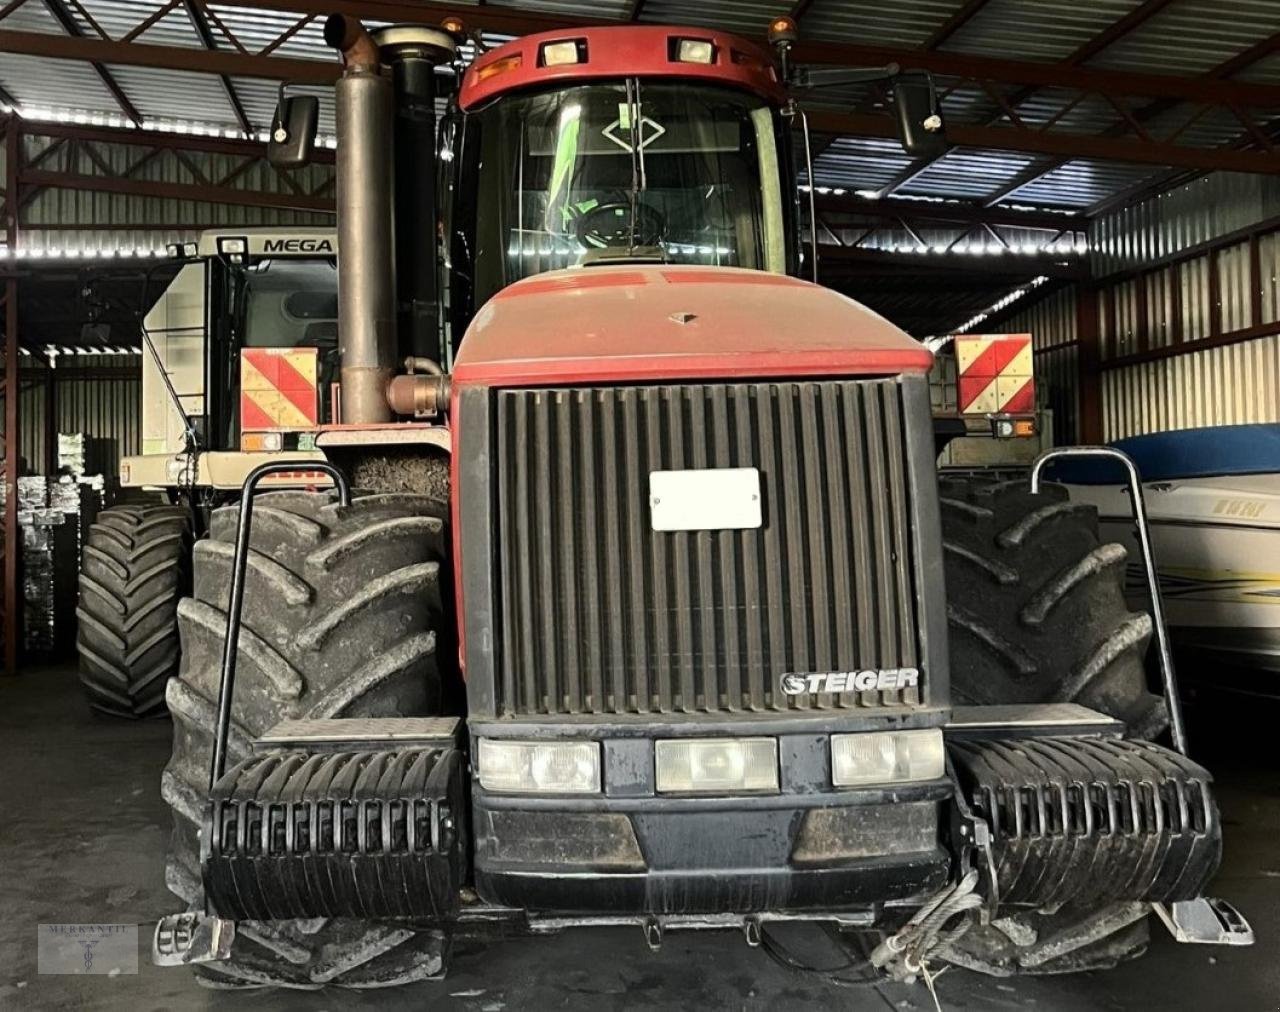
[201,742,467,921]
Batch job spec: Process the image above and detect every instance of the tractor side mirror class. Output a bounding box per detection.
[892,74,947,158]
[268,94,319,169]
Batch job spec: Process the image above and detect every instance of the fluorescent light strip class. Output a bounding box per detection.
[0,246,170,260]
[955,275,1049,334]
[10,104,337,147]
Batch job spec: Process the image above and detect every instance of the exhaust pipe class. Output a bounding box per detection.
[373,26,456,365]
[325,14,395,424]
[325,17,457,423]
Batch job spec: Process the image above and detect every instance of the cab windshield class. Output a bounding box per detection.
[453,79,789,315]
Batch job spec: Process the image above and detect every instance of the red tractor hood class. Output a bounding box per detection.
[451,265,932,387]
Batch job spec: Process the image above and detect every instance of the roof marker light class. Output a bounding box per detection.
[675,38,715,64]
[541,40,583,66]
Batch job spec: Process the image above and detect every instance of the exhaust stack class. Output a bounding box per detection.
[325,16,456,424]
[373,26,456,365]
[325,14,395,424]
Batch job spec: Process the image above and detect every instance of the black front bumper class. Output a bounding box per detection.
[473,785,952,915]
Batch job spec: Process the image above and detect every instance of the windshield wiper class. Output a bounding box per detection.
[623,77,655,256]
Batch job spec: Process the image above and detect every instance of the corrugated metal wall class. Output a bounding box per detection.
[994,284,1080,445]
[0,356,141,477]
[1102,336,1280,440]
[1092,172,1280,275]
[1093,188,1280,440]
[990,173,1280,444]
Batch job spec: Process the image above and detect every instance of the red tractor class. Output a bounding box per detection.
[150,14,1247,988]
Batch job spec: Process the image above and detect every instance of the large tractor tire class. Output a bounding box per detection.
[160,490,452,988]
[939,475,1168,974]
[76,504,192,718]
[939,475,1167,738]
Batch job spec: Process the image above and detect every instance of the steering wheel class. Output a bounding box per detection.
[573,200,666,248]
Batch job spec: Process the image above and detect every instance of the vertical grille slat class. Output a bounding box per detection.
[881,383,921,707]
[620,389,650,714]
[496,396,519,714]
[492,380,923,717]
[710,386,741,712]
[734,385,766,711]
[534,395,558,713]
[555,394,581,714]
[687,390,718,710]
[577,391,605,712]
[821,384,856,707]
[842,385,876,676]
[666,390,696,713]
[644,391,673,713]
[598,391,627,712]
[777,385,812,686]
[862,387,896,672]
[799,384,834,698]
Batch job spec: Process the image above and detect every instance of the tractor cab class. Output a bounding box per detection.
[444,30,799,340]
[440,24,940,350]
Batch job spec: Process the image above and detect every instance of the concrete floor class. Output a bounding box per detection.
[1,663,1276,1011]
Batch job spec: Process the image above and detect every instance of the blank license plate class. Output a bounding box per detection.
[649,467,762,532]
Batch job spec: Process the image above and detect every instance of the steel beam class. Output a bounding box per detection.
[805,110,1280,175]
[10,1,1280,110]
[0,27,339,84]
[40,0,143,126]
[1069,0,1177,65]
[182,0,254,136]
[3,117,16,675]
[994,34,1280,207]
[27,120,333,163]
[813,193,1084,231]
[923,0,991,50]
[19,168,336,213]
[816,243,1085,279]
[792,43,1280,106]
[875,0,1179,199]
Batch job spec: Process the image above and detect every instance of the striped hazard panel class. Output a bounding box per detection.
[241,347,319,430]
[956,334,1034,415]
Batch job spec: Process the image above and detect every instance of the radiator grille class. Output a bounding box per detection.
[491,380,922,717]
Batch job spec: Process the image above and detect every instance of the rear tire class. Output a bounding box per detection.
[76,504,191,718]
[939,476,1167,738]
[160,490,452,988]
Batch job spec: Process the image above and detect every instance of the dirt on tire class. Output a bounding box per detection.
[160,490,454,988]
[940,475,1167,738]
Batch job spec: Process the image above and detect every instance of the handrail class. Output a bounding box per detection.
[1031,446,1188,755]
[208,460,352,788]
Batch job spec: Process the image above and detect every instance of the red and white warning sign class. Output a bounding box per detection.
[956,334,1034,415]
[240,347,320,430]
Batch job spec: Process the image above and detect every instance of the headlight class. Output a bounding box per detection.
[831,730,944,787]
[655,738,777,794]
[476,739,600,794]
